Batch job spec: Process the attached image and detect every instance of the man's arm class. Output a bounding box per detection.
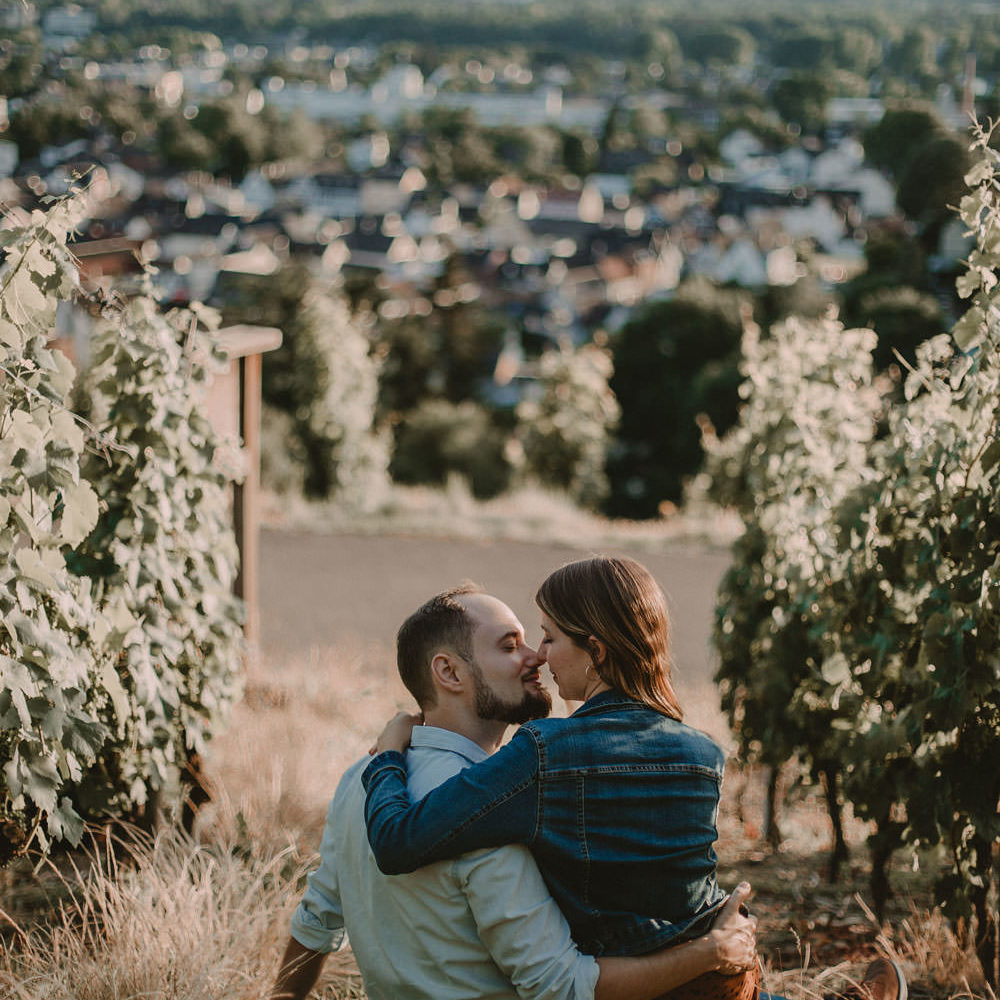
[270,938,327,1000]
[460,842,756,1000]
[594,885,758,1000]
[269,797,349,1000]
[362,729,541,873]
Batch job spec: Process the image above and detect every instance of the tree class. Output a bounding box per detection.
[771,73,833,134]
[0,37,44,98]
[863,106,971,245]
[291,282,390,510]
[158,115,217,174]
[389,399,512,500]
[374,315,440,417]
[832,26,883,77]
[517,342,620,509]
[895,133,972,237]
[756,275,836,329]
[8,96,91,161]
[375,253,505,418]
[678,26,756,68]
[188,99,268,181]
[854,285,945,371]
[224,266,389,506]
[639,27,683,82]
[885,26,938,83]
[562,131,598,179]
[770,28,836,72]
[862,105,945,177]
[607,280,745,518]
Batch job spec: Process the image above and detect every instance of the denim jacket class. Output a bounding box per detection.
[362,690,726,957]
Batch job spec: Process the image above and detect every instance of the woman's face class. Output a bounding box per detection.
[537,611,593,702]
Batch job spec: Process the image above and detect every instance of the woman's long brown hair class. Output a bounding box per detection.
[536,556,683,720]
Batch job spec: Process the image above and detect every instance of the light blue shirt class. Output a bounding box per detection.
[290,724,600,1000]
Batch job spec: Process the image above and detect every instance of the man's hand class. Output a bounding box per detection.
[705,882,758,975]
[370,710,423,755]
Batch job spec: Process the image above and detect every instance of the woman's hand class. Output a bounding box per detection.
[706,882,758,974]
[369,710,423,755]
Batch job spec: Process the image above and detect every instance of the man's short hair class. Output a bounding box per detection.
[397,583,484,709]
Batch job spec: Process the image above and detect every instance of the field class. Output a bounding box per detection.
[0,515,990,999]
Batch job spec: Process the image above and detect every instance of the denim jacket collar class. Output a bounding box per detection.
[569,688,642,718]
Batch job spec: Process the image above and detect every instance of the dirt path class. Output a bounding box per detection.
[259,529,733,737]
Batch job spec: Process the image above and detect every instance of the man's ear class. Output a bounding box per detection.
[587,637,608,667]
[430,651,464,694]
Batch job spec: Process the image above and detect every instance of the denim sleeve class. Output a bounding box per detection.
[289,799,347,954]
[458,846,599,1000]
[362,728,540,874]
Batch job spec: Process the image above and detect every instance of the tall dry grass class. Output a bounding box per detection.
[0,829,309,1000]
[0,638,993,999]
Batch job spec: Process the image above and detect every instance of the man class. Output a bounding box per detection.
[271,583,758,1000]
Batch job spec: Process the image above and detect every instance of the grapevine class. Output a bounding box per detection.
[707,122,1000,986]
[0,201,108,857]
[69,285,245,827]
[0,195,245,858]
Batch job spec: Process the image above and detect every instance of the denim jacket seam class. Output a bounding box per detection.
[533,763,722,782]
[525,725,545,843]
[435,733,541,851]
[433,775,536,851]
[576,773,592,910]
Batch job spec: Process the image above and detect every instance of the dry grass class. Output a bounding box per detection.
[759,902,997,1000]
[260,480,743,554]
[0,830,309,1000]
[204,639,411,850]
[0,638,992,1000]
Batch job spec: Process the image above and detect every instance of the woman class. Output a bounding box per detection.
[363,556,756,998]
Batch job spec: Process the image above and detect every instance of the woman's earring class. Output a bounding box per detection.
[586,662,596,677]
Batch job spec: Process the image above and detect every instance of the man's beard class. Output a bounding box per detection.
[471,668,552,725]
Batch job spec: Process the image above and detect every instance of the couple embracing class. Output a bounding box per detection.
[272,556,906,1000]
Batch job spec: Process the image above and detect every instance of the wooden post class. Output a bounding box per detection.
[207,325,282,652]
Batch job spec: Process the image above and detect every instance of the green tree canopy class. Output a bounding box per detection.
[516,342,619,509]
[895,133,972,233]
[676,25,756,67]
[855,285,946,371]
[771,73,833,133]
[607,279,745,517]
[862,105,946,177]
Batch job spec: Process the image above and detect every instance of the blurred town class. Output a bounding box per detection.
[0,0,990,516]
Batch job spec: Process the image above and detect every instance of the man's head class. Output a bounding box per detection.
[397,585,551,725]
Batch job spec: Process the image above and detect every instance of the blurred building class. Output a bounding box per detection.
[42,4,96,47]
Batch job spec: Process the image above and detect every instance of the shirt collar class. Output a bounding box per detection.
[410,724,491,765]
